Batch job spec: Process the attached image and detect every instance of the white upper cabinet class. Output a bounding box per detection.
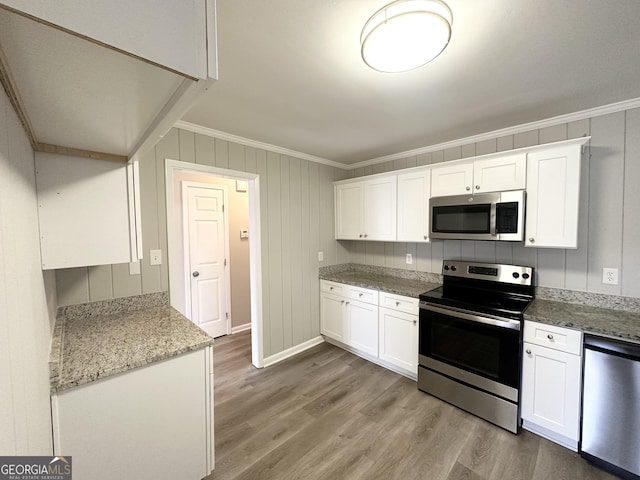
[430,161,474,197]
[431,154,526,197]
[397,169,431,242]
[335,175,397,241]
[473,153,526,193]
[1,0,216,79]
[525,143,582,248]
[36,153,142,270]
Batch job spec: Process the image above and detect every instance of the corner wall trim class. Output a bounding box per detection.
[262,336,325,368]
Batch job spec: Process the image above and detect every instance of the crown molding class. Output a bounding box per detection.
[174,120,348,169]
[350,97,640,169]
[176,96,640,171]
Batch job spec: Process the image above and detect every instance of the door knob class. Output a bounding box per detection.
[192,271,200,277]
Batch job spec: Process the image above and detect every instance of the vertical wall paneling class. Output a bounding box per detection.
[443,146,462,161]
[431,240,444,273]
[266,152,283,355]
[623,109,640,297]
[228,142,245,172]
[279,156,293,350]
[244,146,257,174]
[300,159,312,341]
[461,143,476,158]
[139,147,162,293]
[537,124,568,288]
[513,130,539,148]
[496,135,514,152]
[289,157,303,346]
[476,139,497,156]
[416,152,431,166]
[393,158,407,170]
[444,240,462,261]
[587,112,625,295]
[87,265,114,301]
[155,129,179,292]
[308,161,320,337]
[194,134,215,167]
[406,242,417,271]
[256,149,271,351]
[55,268,90,305]
[178,129,196,163]
[461,240,476,261]
[406,156,417,168]
[393,242,406,269]
[368,241,385,267]
[214,139,229,169]
[564,119,591,291]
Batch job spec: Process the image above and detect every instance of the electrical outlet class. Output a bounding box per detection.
[150,249,162,266]
[318,251,324,262]
[602,267,619,285]
[406,253,413,265]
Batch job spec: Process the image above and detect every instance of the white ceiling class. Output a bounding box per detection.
[182,0,640,165]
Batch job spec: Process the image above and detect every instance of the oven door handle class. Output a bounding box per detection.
[419,303,521,331]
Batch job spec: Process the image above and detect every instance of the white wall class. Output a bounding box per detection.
[0,86,55,455]
[345,109,640,298]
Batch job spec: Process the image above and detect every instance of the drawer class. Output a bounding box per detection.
[320,280,346,296]
[524,321,582,355]
[345,285,378,305]
[379,292,419,314]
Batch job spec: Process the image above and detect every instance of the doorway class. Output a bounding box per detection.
[165,159,264,368]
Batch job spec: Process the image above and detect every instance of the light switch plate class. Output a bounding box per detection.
[150,249,162,266]
[318,251,324,262]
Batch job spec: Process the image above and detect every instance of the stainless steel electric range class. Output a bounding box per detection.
[418,260,534,433]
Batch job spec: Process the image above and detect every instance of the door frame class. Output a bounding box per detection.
[165,159,264,368]
[181,181,231,336]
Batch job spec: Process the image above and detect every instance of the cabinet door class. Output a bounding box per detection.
[521,342,581,443]
[525,145,581,248]
[473,153,526,193]
[320,292,345,342]
[397,169,431,242]
[362,176,397,241]
[431,161,473,197]
[379,307,418,375]
[335,182,363,240]
[36,152,136,269]
[346,300,378,357]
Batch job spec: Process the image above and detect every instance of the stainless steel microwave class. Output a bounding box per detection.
[429,190,525,241]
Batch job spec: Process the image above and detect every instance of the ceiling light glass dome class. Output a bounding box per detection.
[361,0,453,73]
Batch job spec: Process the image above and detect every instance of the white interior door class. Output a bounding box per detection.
[184,184,229,338]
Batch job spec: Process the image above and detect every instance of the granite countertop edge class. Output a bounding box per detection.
[49,297,215,394]
[319,271,441,299]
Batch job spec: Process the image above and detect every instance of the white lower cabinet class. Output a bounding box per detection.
[521,321,582,451]
[320,280,418,378]
[51,348,214,480]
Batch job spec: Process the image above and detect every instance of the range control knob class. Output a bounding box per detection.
[512,272,520,279]
[444,265,450,271]
[522,273,530,280]
[450,266,457,272]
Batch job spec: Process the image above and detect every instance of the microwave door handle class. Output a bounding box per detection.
[490,202,497,236]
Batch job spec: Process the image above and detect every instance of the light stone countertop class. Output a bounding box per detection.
[50,299,214,394]
[320,270,440,298]
[524,299,640,345]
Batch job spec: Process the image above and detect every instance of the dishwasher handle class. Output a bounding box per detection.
[584,334,640,360]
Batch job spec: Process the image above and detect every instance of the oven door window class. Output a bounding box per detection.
[432,204,491,234]
[420,311,520,388]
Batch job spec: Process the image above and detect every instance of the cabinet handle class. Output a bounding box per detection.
[413,319,417,325]
[359,234,363,238]
[341,300,344,304]
[192,271,200,277]
[547,334,554,340]
[466,186,471,191]
[526,349,532,355]
[346,301,350,305]
[359,293,363,297]
[364,234,368,238]
[424,235,427,240]
[475,185,480,190]
[330,286,333,290]
[529,237,535,243]
[396,301,400,306]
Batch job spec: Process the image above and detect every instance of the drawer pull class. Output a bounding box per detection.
[413,319,417,325]
[330,286,333,290]
[346,301,350,305]
[359,293,363,297]
[526,349,532,355]
[396,301,400,307]
[341,300,344,304]
[547,334,554,340]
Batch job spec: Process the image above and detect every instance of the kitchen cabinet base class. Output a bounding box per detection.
[522,420,578,451]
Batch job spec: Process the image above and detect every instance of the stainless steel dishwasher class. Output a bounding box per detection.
[582,334,640,480]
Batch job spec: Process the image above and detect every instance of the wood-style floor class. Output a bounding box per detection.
[206,331,618,480]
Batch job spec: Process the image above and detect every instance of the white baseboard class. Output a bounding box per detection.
[231,323,251,334]
[262,336,325,367]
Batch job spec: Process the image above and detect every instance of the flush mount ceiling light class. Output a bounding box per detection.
[361,0,453,73]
